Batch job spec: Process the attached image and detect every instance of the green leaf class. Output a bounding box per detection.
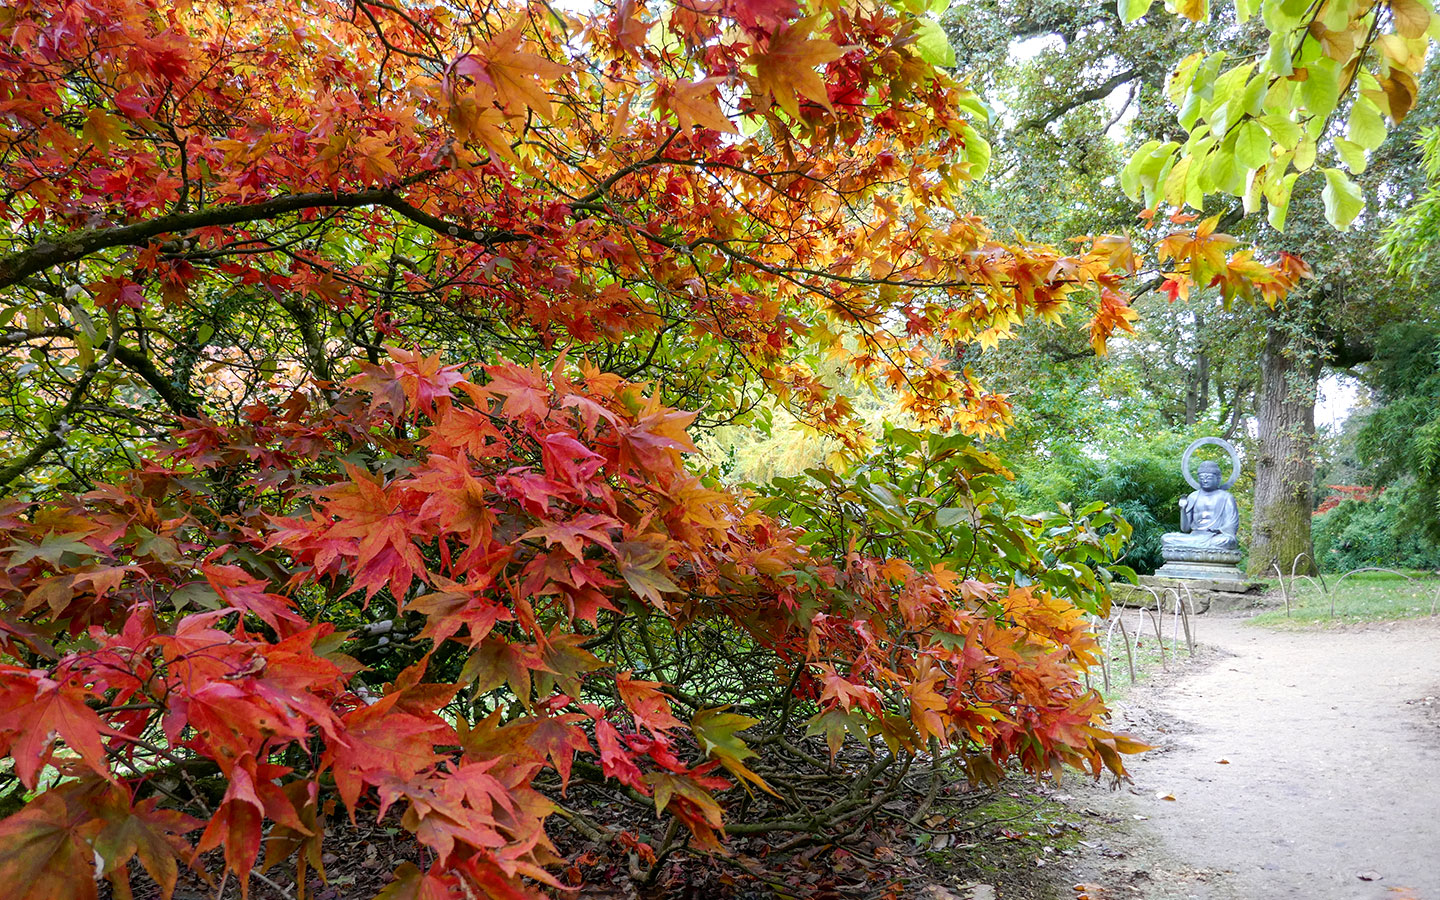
[1235,120,1271,169]
[935,507,966,527]
[912,17,955,67]
[1137,142,1178,191]
[1297,58,1340,117]
[1207,100,1232,138]
[1243,166,1264,213]
[1118,0,1156,23]
[1348,98,1387,150]
[1321,167,1364,230]
[1177,89,1204,131]
[691,706,776,795]
[805,707,872,759]
[1121,139,1160,199]
[1166,52,1204,106]
[1260,114,1302,149]
[1184,146,1206,208]
[1239,73,1267,116]
[955,93,991,125]
[1335,138,1368,175]
[1294,137,1317,171]
[1265,31,1295,77]
[1267,172,1299,231]
[1319,0,1355,31]
[1164,155,1192,206]
[960,122,991,177]
[1264,0,1312,32]
[1263,75,1295,115]
[1202,146,1242,195]
[1192,53,1227,101]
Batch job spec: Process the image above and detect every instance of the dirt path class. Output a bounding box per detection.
[1065,614,1440,900]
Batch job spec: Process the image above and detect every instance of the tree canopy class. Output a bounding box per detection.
[0,0,1403,896]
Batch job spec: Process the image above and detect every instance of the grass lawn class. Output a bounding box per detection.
[1249,569,1440,626]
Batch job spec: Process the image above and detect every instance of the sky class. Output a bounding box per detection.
[1317,373,1362,429]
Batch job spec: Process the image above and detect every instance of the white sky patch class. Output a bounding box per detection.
[1316,372,1362,429]
[1010,33,1064,62]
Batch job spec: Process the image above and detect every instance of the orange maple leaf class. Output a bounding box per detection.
[463,22,571,120]
[745,17,844,118]
[652,78,737,133]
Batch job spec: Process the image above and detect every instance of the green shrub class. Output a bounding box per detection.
[1313,480,1440,572]
[1004,433,1209,574]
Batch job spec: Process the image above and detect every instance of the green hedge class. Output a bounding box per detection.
[1314,481,1440,572]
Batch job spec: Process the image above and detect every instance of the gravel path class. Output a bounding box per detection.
[1066,614,1440,900]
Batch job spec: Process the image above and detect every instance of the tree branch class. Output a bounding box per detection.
[0,310,120,490]
[0,179,529,290]
[1015,66,1148,133]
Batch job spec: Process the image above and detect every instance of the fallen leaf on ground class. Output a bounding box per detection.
[1216,758,1230,764]
[1154,790,1176,801]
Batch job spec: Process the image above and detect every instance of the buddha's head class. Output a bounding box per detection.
[1197,460,1222,491]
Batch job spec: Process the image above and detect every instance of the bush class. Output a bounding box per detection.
[0,361,1144,899]
[1313,481,1440,572]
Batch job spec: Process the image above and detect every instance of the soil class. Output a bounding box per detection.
[1061,613,1440,900]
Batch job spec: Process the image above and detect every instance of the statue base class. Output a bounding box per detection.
[1110,574,1269,614]
[1156,548,1246,582]
[1154,560,1248,582]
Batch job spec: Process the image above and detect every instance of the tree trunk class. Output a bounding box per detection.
[1248,322,1320,577]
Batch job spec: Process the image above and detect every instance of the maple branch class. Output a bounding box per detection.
[572,127,683,206]
[0,309,119,489]
[0,181,529,290]
[0,323,199,416]
[0,325,71,348]
[113,342,201,416]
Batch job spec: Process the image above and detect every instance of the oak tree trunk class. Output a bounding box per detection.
[1248,323,1320,577]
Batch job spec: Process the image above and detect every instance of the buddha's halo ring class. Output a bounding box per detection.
[1181,437,1241,491]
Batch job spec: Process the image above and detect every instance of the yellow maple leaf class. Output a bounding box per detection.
[745,16,844,119]
[652,78,736,133]
[475,22,571,120]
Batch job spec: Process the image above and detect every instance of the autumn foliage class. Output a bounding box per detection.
[0,0,1303,896]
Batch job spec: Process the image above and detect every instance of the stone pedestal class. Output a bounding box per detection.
[1110,574,1269,614]
[1155,547,1245,582]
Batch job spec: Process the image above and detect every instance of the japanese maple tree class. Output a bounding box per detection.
[0,0,1306,896]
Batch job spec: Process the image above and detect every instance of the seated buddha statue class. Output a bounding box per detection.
[1161,460,1239,552]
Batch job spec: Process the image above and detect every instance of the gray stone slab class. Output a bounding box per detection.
[1154,561,1250,582]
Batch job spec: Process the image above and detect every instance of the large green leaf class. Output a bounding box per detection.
[1348,98,1387,150]
[1266,172,1299,231]
[1321,167,1364,230]
[1336,138,1368,175]
[1117,0,1156,23]
[1297,58,1340,117]
[1235,120,1271,169]
[912,17,955,67]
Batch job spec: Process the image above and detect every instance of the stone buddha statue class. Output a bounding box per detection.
[1155,438,1246,581]
[1162,460,1239,551]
